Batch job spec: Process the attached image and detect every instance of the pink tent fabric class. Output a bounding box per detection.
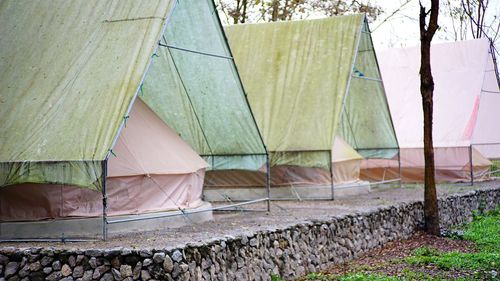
[365,38,500,183]
[0,99,208,221]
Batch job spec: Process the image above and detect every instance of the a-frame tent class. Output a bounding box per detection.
[208,14,399,200]
[370,38,500,183]
[0,0,266,239]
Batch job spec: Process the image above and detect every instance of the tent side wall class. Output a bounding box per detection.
[338,19,400,182]
[1,99,208,222]
[0,0,175,190]
[372,38,499,183]
[224,15,363,170]
[472,46,500,159]
[140,0,267,173]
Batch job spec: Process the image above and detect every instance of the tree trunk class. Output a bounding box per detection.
[271,0,279,21]
[419,0,441,236]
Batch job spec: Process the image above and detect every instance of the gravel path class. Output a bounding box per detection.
[1,180,498,250]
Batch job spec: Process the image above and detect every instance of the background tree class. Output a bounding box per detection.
[419,0,440,235]
[217,0,383,24]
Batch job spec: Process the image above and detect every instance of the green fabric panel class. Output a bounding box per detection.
[142,0,266,170]
[358,148,399,159]
[225,15,363,167]
[339,21,399,158]
[0,161,103,190]
[0,0,174,188]
[140,48,211,155]
[204,155,267,171]
[270,151,331,169]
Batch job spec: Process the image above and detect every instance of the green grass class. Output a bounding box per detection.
[406,247,498,271]
[291,206,499,281]
[406,206,499,272]
[491,160,500,177]
[338,273,399,281]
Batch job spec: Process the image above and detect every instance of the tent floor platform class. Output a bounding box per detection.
[203,181,371,201]
[0,201,213,240]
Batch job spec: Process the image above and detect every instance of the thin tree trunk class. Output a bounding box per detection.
[271,0,279,21]
[419,0,440,236]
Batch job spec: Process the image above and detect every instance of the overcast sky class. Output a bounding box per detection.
[370,0,500,52]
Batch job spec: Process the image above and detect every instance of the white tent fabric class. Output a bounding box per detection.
[371,38,499,182]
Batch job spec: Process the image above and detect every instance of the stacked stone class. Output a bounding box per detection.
[0,187,498,281]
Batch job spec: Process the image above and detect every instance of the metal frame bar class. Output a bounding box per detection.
[469,145,474,186]
[266,154,271,212]
[330,150,335,200]
[351,75,382,82]
[159,43,233,60]
[398,149,403,188]
[200,153,268,157]
[355,147,400,151]
[369,178,402,185]
[107,198,269,224]
[471,142,500,146]
[101,160,108,240]
[0,238,99,243]
[488,39,500,90]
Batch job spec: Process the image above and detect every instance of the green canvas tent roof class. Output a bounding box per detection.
[225,15,398,169]
[141,0,267,171]
[0,0,266,190]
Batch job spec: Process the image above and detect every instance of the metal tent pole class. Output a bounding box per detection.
[469,145,474,186]
[266,153,271,212]
[101,160,108,241]
[398,149,402,188]
[330,150,335,200]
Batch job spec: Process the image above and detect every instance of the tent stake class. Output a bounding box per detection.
[102,160,108,241]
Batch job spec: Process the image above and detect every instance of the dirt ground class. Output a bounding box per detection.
[301,231,482,280]
[1,180,499,250]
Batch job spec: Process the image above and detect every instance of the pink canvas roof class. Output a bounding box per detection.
[378,38,500,151]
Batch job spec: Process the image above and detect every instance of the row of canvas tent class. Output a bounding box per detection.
[0,0,499,239]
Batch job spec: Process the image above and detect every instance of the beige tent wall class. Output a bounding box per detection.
[0,100,207,222]
[360,158,400,182]
[0,171,204,222]
[360,147,490,183]
[473,92,500,159]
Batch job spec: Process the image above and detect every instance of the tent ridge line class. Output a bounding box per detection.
[336,15,364,150]
[364,17,401,150]
[105,1,179,162]
[209,0,268,155]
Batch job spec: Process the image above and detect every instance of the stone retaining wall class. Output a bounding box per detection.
[1,188,498,281]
